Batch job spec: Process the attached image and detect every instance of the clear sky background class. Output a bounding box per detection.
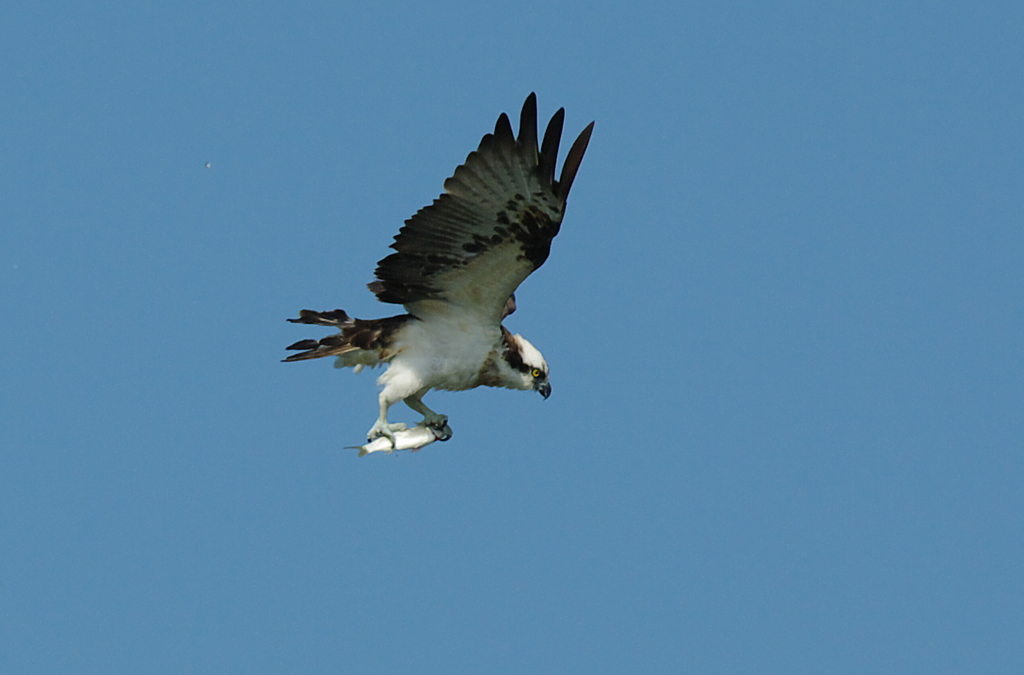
[2,1,1022,673]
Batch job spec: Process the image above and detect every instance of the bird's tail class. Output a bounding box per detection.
[283,309,414,364]
[283,309,357,361]
[288,308,352,328]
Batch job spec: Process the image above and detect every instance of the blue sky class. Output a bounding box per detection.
[2,1,1022,672]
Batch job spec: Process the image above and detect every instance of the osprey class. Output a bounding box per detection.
[285,94,594,447]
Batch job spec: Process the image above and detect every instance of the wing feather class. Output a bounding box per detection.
[370,93,594,324]
[539,108,564,185]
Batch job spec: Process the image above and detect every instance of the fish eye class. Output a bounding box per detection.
[531,368,542,378]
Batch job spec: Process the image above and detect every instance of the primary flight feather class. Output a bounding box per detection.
[285,93,594,448]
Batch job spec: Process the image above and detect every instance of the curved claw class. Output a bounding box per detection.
[423,414,450,442]
[367,420,406,448]
[422,412,448,429]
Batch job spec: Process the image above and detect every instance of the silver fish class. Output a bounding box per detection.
[348,423,453,456]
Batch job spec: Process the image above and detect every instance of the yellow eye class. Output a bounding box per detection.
[531,368,542,378]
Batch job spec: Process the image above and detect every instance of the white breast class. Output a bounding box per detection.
[377,311,502,396]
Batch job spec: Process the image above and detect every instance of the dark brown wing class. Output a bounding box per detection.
[369,93,594,324]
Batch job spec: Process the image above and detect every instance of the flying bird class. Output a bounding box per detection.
[285,94,594,448]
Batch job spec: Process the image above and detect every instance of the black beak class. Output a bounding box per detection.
[536,381,551,399]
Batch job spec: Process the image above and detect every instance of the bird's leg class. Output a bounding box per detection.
[404,393,448,430]
[366,392,407,448]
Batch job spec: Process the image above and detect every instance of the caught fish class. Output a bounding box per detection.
[348,423,453,456]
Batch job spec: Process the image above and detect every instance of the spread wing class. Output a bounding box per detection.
[368,93,594,324]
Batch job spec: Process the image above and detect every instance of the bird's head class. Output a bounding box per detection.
[503,332,551,399]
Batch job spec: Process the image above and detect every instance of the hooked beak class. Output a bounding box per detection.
[535,381,551,399]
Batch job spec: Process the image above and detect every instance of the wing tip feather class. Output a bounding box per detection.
[518,93,538,152]
[494,112,514,140]
[557,120,595,201]
[540,106,566,185]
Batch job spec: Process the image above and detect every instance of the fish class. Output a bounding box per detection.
[347,423,453,456]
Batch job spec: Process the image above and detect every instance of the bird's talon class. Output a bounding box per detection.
[424,414,448,430]
[435,424,454,442]
[367,420,400,448]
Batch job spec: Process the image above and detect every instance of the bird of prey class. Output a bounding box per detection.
[285,93,594,448]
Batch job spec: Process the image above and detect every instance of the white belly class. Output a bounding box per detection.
[377,316,501,396]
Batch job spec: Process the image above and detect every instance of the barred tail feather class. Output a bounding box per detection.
[287,308,351,327]
[283,310,415,365]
